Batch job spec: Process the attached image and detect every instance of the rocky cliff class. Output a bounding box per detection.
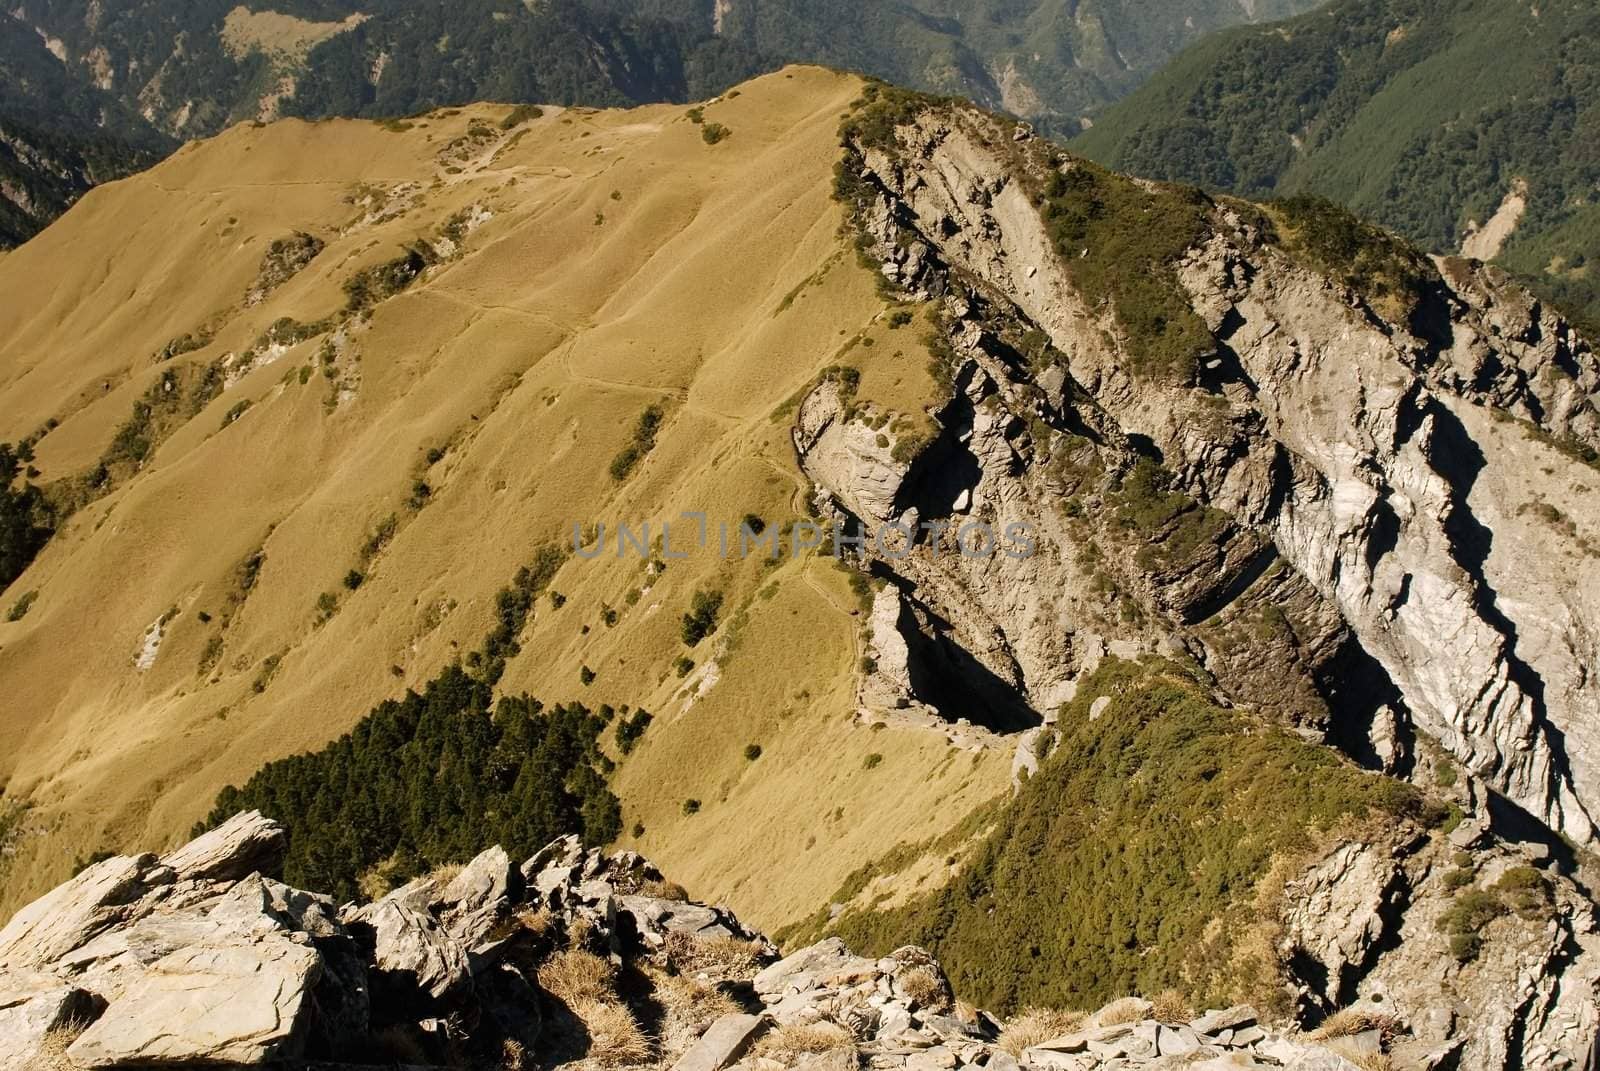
[6,812,1589,1069]
[801,87,1600,858]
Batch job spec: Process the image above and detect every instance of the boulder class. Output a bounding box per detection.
[158,810,286,883]
[347,898,470,1006]
[0,855,157,970]
[65,936,321,1066]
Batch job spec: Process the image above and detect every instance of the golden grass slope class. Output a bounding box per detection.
[0,67,1007,924]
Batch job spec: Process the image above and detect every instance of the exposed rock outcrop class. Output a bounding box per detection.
[1,813,1592,1069]
[802,95,1600,860]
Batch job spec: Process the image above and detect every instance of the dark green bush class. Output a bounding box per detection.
[680,589,723,646]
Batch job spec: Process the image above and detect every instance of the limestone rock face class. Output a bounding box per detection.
[811,102,1600,857]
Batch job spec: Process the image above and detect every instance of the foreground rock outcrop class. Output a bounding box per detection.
[2,812,1595,1069]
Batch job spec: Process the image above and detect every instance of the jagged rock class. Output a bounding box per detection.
[158,810,287,883]
[1191,1005,1258,1034]
[346,898,470,1005]
[0,980,100,1071]
[66,936,321,1066]
[0,854,157,971]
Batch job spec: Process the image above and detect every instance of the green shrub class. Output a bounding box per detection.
[580,665,596,686]
[500,104,544,129]
[615,710,655,755]
[609,405,665,482]
[1437,889,1506,961]
[826,659,1427,1013]
[702,123,731,145]
[343,569,365,591]
[862,753,884,771]
[674,656,695,678]
[6,590,37,621]
[680,589,723,647]
[683,799,702,816]
[744,744,763,761]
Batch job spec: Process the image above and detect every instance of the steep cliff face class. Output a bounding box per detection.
[797,90,1600,855]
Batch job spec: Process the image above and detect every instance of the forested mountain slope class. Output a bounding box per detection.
[1076,0,1600,327]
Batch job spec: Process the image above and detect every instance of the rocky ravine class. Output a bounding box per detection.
[798,96,1600,854]
[5,811,1592,1069]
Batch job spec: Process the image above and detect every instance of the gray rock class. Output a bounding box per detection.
[158,810,286,883]
[65,935,321,1066]
[0,981,100,1071]
[348,898,470,1003]
[1191,1005,1259,1035]
[669,1011,769,1071]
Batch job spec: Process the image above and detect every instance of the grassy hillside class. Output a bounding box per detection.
[0,66,1006,924]
[1075,0,1600,328]
[792,660,1436,1014]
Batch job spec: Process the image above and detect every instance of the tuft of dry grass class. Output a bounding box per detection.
[574,999,652,1068]
[1150,988,1191,1023]
[664,931,764,979]
[752,1021,855,1065]
[1347,1054,1395,1071]
[641,878,689,901]
[500,1037,529,1071]
[896,965,950,1011]
[1310,1006,1397,1041]
[998,1007,1088,1057]
[1093,996,1151,1027]
[648,965,741,1060]
[32,1022,88,1071]
[538,948,616,1007]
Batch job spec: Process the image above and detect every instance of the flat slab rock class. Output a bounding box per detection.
[65,934,321,1066]
[671,1012,770,1071]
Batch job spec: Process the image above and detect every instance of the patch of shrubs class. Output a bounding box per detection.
[201,667,620,903]
[827,659,1431,1013]
[609,405,665,482]
[1033,158,1214,382]
[500,104,544,129]
[343,243,436,311]
[466,544,566,686]
[680,589,723,646]
[0,443,53,590]
[615,710,655,755]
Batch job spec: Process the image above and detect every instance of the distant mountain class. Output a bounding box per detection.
[0,12,170,246]
[1075,0,1600,329]
[706,0,1329,134]
[0,0,1326,246]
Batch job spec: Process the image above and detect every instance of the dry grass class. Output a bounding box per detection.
[32,1022,88,1070]
[998,1007,1087,1057]
[648,965,741,1059]
[516,905,555,936]
[896,965,950,1011]
[1150,988,1192,1023]
[501,1037,529,1071]
[574,999,652,1069]
[1310,1006,1398,1041]
[664,931,764,979]
[752,1021,856,1065]
[1347,1054,1395,1071]
[641,878,689,901]
[537,949,616,1006]
[1093,996,1151,1027]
